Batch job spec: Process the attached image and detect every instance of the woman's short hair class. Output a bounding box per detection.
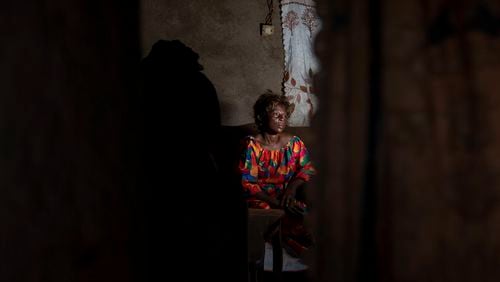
[253,90,293,131]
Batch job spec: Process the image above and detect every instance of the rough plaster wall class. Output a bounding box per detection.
[141,0,284,125]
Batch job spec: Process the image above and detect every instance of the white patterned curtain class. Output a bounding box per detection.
[280,0,321,126]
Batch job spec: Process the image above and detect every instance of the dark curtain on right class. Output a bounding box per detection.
[312,0,500,281]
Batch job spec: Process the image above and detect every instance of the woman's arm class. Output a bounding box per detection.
[293,138,316,182]
[239,140,261,192]
[239,139,281,209]
[281,137,316,212]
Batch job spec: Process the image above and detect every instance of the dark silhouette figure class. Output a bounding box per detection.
[140,39,221,135]
[136,40,246,281]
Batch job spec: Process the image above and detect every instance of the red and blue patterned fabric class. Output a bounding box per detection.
[239,135,315,209]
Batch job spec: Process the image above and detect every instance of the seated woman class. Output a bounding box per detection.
[239,91,316,269]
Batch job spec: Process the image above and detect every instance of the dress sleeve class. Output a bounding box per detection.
[239,138,262,195]
[292,137,316,182]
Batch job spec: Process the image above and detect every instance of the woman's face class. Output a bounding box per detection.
[266,104,288,134]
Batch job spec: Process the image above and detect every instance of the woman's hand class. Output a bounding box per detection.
[282,189,305,217]
[281,178,305,207]
[255,192,281,209]
[281,186,297,208]
[281,179,306,215]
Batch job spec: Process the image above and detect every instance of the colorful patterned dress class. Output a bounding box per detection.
[239,135,315,209]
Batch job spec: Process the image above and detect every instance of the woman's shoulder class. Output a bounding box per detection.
[285,133,304,144]
[241,135,259,148]
[286,134,309,152]
[242,134,259,144]
[248,133,272,146]
[249,133,261,141]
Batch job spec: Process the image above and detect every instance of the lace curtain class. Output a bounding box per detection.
[280,0,321,126]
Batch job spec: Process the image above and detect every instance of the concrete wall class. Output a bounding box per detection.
[141,0,285,125]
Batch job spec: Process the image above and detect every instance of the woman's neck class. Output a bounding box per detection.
[262,132,280,145]
[255,132,292,150]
